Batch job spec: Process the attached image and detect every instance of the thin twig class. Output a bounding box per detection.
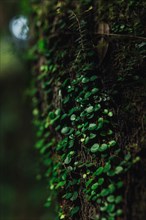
[71,10,85,52]
[48,31,146,42]
[96,33,146,42]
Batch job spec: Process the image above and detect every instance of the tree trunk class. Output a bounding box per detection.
[30,1,146,219]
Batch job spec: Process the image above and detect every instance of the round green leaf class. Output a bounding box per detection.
[115,195,122,204]
[89,123,97,130]
[98,178,104,185]
[100,205,106,211]
[98,117,104,122]
[115,166,123,174]
[84,92,91,99]
[106,204,115,213]
[92,88,99,94]
[64,156,71,164]
[103,109,108,114]
[97,198,102,204]
[49,111,55,119]
[56,181,66,189]
[86,178,93,187]
[109,140,116,147]
[86,106,94,113]
[69,140,74,148]
[125,153,131,161]
[100,188,109,197]
[82,77,89,83]
[61,127,69,134]
[90,75,97,81]
[70,114,76,121]
[107,170,115,177]
[95,167,104,175]
[104,162,111,172]
[108,184,116,193]
[117,181,123,188]
[99,143,108,152]
[85,136,90,144]
[70,206,79,216]
[90,133,96,139]
[91,143,100,153]
[92,195,98,201]
[116,209,123,216]
[95,104,101,111]
[71,192,78,201]
[91,183,99,190]
[108,129,113,135]
[108,112,113,117]
[107,195,115,203]
[55,108,61,115]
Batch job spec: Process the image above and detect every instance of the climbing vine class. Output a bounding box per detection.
[30,0,146,220]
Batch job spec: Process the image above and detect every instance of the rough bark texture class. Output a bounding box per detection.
[30,1,146,219]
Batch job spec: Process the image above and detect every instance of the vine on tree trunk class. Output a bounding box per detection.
[30,0,146,219]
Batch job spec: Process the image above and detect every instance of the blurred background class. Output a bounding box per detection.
[0,1,54,219]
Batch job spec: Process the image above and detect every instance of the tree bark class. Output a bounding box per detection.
[30,1,146,219]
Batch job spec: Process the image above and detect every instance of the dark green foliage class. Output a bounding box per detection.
[30,0,146,219]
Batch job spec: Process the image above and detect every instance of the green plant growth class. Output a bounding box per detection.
[30,0,146,219]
